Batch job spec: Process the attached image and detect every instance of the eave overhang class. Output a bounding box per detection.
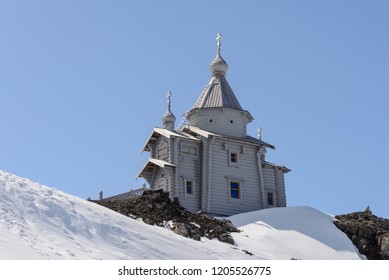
[262,161,291,173]
[136,158,176,179]
[141,127,199,153]
[182,125,275,149]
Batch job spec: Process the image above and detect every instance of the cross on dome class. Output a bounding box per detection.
[167,91,172,112]
[216,32,222,55]
[210,32,228,76]
[162,91,176,130]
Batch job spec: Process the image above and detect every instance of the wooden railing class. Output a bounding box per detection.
[100,186,147,201]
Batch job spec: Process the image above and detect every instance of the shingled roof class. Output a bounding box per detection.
[194,75,242,110]
[191,32,244,111]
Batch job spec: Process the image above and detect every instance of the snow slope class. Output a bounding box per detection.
[230,207,363,260]
[0,170,362,259]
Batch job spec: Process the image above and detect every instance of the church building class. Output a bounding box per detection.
[137,33,290,216]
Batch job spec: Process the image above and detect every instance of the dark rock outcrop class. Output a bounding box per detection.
[95,189,239,244]
[334,210,389,260]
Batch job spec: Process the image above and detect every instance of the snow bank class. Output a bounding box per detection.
[0,171,252,260]
[0,170,362,259]
[229,207,363,259]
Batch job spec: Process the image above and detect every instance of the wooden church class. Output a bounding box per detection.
[136,33,290,216]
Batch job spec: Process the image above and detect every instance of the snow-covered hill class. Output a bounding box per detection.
[0,170,363,259]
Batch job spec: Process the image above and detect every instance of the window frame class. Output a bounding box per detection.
[186,180,193,195]
[229,150,240,167]
[229,180,241,200]
[184,178,195,198]
[267,192,274,206]
[181,143,198,159]
[230,152,238,163]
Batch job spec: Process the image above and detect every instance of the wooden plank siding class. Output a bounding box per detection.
[256,151,267,209]
[141,132,287,214]
[275,168,287,207]
[188,108,249,138]
[263,165,278,208]
[201,138,210,212]
[139,122,288,216]
[156,138,169,161]
[175,139,202,212]
[152,168,168,192]
[207,139,262,216]
[263,167,277,190]
[262,166,287,207]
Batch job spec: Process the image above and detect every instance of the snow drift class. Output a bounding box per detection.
[0,170,362,259]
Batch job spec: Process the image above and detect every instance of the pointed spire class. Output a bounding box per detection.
[162,91,176,131]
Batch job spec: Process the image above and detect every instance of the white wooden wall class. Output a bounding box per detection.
[207,139,263,215]
[188,108,250,138]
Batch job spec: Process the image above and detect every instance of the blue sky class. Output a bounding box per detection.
[1,0,388,218]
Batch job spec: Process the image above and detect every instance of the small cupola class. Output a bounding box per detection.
[162,91,176,130]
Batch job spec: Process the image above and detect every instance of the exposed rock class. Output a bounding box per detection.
[218,233,235,245]
[173,223,189,238]
[95,189,239,244]
[242,250,254,256]
[358,225,374,240]
[334,210,389,260]
[377,233,389,257]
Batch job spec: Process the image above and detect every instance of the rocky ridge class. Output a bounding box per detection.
[95,189,239,245]
[334,209,389,260]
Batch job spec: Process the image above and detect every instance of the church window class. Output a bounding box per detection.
[184,179,195,198]
[230,152,238,163]
[186,180,193,194]
[230,181,240,199]
[267,192,274,206]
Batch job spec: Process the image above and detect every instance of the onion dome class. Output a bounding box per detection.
[162,110,176,125]
[210,32,228,76]
[210,54,228,76]
[162,91,176,130]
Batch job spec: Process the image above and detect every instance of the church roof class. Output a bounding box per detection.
[263,161,291,173]
[141,127,198,153]
[136,158,175,179]
[193,75,243,110]
[190,33,244,111]
[177,33,251,131]
[183,125,275,149]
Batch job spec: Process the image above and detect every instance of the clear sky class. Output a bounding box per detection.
[1,0,388,218]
